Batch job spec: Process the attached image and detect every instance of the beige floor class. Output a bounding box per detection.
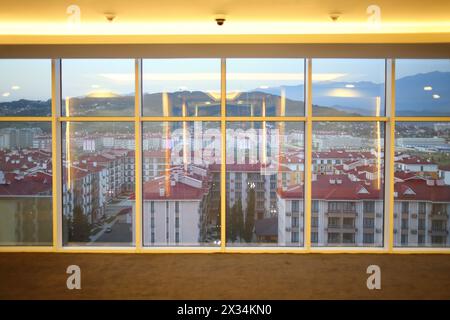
[0,253,449,299]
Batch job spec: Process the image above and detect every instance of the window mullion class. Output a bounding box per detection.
[304,58,313,250]
[135,58,143,252]
[385,59,396,252]
[51,58,62,251]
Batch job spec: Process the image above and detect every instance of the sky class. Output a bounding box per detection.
[1,58,449,102]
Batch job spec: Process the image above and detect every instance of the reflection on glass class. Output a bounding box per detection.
[62,59,135,116]
[62,122,135,246]
[142,122,221,246]
[0,122,52,245]
[0,59,52,116]
[394,122,450,247]
[396,59,450,116]
[226,59,305,116]
[312,122,385,247]
[312,59,385,116]
[143,59,221,116]
[226,122,305,246]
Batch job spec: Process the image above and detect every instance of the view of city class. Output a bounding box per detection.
[0,58,449,248]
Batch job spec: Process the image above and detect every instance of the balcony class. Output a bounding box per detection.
[429,229,448,236]
[326,210,357,218]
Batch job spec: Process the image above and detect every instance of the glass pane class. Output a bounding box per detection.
[312,59,385,117]
[226,121,305,246]
[143,59,221,116]
[226,59,305,117]
[0,59,51,116]
[0,122,52,245]
[396,59,450,116]
[394,122,450,247]
[62,59,135,116]
[312,122,385,247]
[142,121,221,246]
[62,122,135,246]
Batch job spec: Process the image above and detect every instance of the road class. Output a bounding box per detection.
[95,221,133,244]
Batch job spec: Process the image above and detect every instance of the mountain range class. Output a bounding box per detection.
[0,71,448,117]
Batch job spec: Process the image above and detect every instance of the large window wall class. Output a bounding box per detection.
[0,57,449,252]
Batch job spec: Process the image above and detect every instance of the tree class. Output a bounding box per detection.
[226,202,236,242]
[244,185,256,242]
[71,205,91,242]
[235,197,244,241]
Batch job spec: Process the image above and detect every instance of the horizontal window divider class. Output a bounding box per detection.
[59,116,136,122]
[140,247,222,253]
[225,116,306,122]
[395,117,450,122]
[309,247,388,254]
[0,117,52,121]
[140,116,221,122]
[0,247,55,253]
[224,248,309,254]
[310,117,388,122]
[391,248,450,254]
[56,247,139,254]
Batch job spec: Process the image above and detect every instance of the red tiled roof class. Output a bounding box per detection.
[278,175,383,200]
[143,177,206,200]
[395,179,450,201]
[396,157,436,165]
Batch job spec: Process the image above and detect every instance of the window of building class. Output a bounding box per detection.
[418,202,426,215]
[363,233,374,244]
[291,232,299,243]
[328,217,340,228]
[328,233,340,244]
[363,218,375,228]
[401,202,409,214]
[364,201,375,214]
[311,217,319,228]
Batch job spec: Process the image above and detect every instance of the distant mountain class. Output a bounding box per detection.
[0,99,51,116]
[396,71,450,116]
[255,71,450,116]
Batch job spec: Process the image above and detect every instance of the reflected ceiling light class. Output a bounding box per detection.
[432,94,441,99]
[86,90,120,98]
[345,84,355,88]
[424,86,433,91]
[327,88,361,98]
[2,92,10,97]
[11,85,20,90]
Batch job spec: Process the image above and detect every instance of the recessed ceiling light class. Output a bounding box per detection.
[259,85,269,89]
[432,94,440,99]
[11,85,20,90]
[2,92,10,97]
[424,86,432,91]
[91,84,100,89]
[345,84,355,88]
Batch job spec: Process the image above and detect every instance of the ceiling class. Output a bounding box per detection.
[0,0,449,23]
[0,0,449,44]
